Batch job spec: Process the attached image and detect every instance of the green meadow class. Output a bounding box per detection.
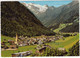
[1,35,15,42]
[1,45,37,57]
[46,34,79,50]
[53,23,73,33]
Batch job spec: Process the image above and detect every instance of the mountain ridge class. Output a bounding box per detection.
[1,1,55,37]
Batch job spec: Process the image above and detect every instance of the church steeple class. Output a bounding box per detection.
[15,33,18,45]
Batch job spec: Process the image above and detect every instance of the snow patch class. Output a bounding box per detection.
[22,2,48,13]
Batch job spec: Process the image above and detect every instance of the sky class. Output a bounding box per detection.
[20,1,72,7]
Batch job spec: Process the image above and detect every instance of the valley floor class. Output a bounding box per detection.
[1,33,79,57]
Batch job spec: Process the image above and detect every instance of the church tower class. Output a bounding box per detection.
[15,33,18,45]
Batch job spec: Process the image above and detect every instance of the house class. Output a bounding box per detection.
[38,40,43,45]
[58,48,66,53]
[12,53,20,57]
[18,41,23,46]
[9,45,17,49]
[1,42,5,45]
[19,37,25,40]
[8,40,15,45]
[39,47,46,53]
[1,42,5,48]
[12,51,32,57]
[36,45,51,54]
[58,48,65,51]
[73,33,77,36]
[36,46,46,54]
[18,41,27,46]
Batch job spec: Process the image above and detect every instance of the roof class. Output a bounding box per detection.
[58,48,65,51]
[12,51,31,55]
[10,45,16,47]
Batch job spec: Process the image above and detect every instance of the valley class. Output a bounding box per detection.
[1,1,79,57]
[1,33,79,57]
[22,1,79,27]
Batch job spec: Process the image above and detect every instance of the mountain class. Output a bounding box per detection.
[22,1,79,27]
[50,1,79,24]
[21,2,55,27]
[51,1,79,32]
[22,3,48,15]
[1,2,55,37]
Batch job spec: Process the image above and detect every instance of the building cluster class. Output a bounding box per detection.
[1,40,18,50]
[17,35,63,46]
[1,34,64,50]
[2,33,71,57]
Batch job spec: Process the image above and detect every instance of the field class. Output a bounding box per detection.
[1,33,79,57]
[1,35,15,42]
[1,45,37,57]
[46,34,79,51]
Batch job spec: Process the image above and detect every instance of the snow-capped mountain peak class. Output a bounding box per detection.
[22,2,48,13]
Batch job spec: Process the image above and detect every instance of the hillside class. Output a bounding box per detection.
[60,22,79,32]
[47,1,79,32]
[48,1,79,27]
[21,2,56,27]
[1,2,55,37]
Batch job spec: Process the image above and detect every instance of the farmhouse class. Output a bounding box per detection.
[36,45,51,54]
[12,51,32,57]
[1,42,5,45]
[58,48,65,51]
[8,40,15,45]
[58,48,66,53]
[9,45,17,49]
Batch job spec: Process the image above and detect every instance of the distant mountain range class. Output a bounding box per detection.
[1,2,55,37]
[22,1,79,32]
[22,1,79,27]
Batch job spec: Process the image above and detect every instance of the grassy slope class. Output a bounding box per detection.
[1,35,15,42]
[46,34,79,51]
[53,23,72,33]
[60,22,79,32]
[1,45,37,57]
